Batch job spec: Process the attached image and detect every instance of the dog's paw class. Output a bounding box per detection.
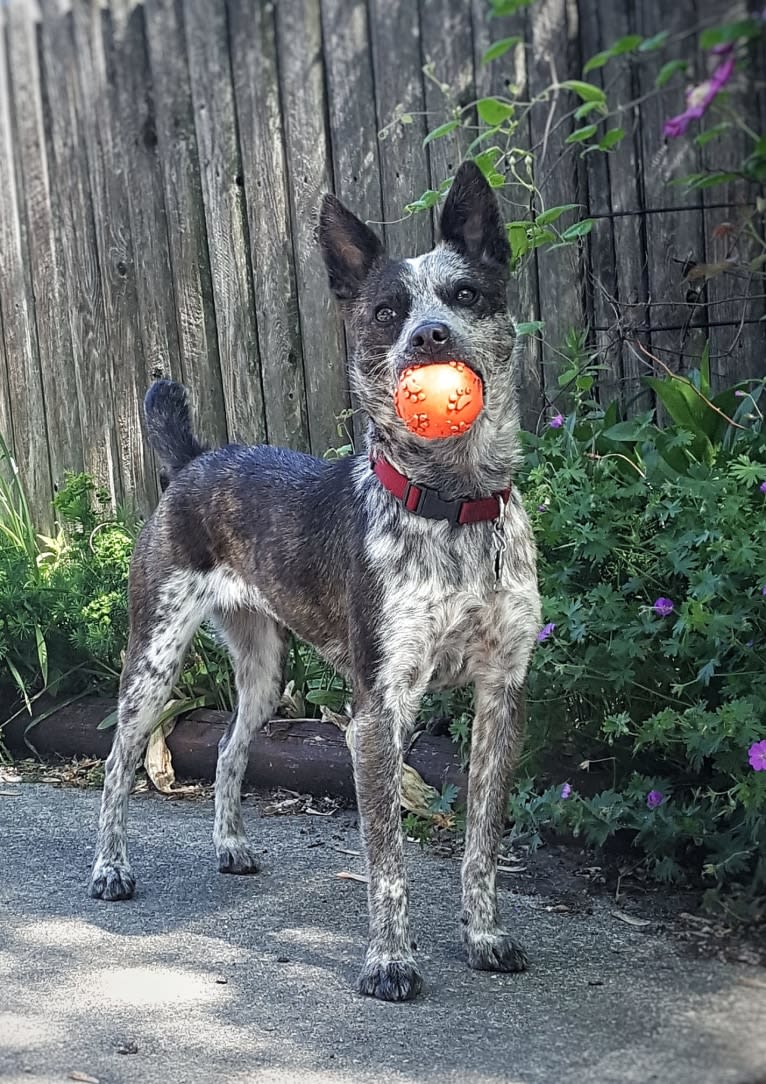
[464,931,529,973]
[90,861,136,901]
[216,839,260,875]
[356,958,424,1002]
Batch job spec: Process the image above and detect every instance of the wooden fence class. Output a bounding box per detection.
[0,0,764,524]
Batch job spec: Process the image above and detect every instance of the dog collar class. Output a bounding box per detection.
[371,455,511,526]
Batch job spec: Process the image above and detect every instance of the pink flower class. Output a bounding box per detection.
[560,783,572,799]
[537,622,556,642]
[653,597,674,617]
[748,741,766,771]
[663,56,735,138]
[549,413,564,429]
[646,790,664,810]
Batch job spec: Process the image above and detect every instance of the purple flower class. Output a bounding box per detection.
[560,783,572,799]
[759,481,766,494]
[646,790,664,810]
[549,413,564,429]
[537,622,556,642]
[653,597,674,617]
[762,585,766,597]
[748,741,766,771]
[711,42,734,56]
[734,390,747,398]
[537,502,549,512]
[663,56,735,139]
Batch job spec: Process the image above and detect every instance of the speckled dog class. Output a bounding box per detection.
[90,161,541,1002]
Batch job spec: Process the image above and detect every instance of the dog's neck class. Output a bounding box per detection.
[366,383,520,500]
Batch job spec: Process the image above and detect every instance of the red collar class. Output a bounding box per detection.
[371,456,511,526]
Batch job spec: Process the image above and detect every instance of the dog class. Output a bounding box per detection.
[90,160,541,1002]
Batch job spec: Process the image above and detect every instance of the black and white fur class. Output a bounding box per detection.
[90,162,541,1002]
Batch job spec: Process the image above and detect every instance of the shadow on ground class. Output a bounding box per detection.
[1,784,764,1083]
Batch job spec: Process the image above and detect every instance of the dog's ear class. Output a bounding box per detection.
[439,161,509,271]
[319,195,385,301]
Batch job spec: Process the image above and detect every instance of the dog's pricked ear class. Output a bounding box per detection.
[440,161,509,270]
[319,195,385,301]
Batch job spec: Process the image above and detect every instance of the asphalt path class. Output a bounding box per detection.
[1,784,765,1083]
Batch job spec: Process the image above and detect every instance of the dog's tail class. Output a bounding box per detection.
[144,380,207,488]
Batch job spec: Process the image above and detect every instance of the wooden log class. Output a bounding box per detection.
[227,0,310,452]
[1,700,467,805]
[275,0,349,456]
[143,0,228,448]
[183,0,267,446]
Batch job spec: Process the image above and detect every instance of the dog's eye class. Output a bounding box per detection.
[375,305,396,324]
[455,285,478,306]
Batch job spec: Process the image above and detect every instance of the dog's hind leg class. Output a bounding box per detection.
[212,609,287,874]
[90,577,203,901]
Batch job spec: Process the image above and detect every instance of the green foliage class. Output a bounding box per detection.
[517,370,766,902]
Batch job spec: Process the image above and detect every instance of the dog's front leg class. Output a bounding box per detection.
[351,688,423,1002]
[461,674,529,973]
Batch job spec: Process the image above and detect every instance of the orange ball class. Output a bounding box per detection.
[394,361,484,439]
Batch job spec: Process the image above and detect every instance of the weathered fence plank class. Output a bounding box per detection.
[527,0,588,406]
[275,0,349,454]
[320,0,384,447]
[183,0,266,446]
[142,0,227,450]
[38,1,122,505]
[367,0,433,259]
[70,0,155,510]
[471,1,544,428]
[5,1,83,493]
[228,0,309,451]
[110,0,180,387]
[0,6,52,525]
[635,0,708,377]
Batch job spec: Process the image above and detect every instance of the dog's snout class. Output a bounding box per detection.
[408,321,451,356]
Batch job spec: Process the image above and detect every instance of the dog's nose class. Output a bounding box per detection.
[408,321,452,356]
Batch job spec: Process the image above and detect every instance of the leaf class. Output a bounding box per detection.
[97,707,119,730]
[560,218,593,241]
[477,97,515,126]
[423,120,459,147]
[655,59,688,88]
[599,127,625,151]
[507,222,529,263]
[536,203,579,226]
[515,320,545,335]
[6,658,31,714]
[144,717,178,794]
[490,0,533,14]
[560,80,606,104]
[601,420,649,442]
[611,910,652,928]
[638,30,670,51]
[336,871,369,883]
[686,171,740,191]
[35,624,48,687]
[583,50,611,74]
[566,124,598,144]
[482,36,522,64]
[700,20,761,49]
[694,122,731,147]
[574,101,606,120]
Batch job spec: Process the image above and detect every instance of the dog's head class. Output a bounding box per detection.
[319,162,515,448]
